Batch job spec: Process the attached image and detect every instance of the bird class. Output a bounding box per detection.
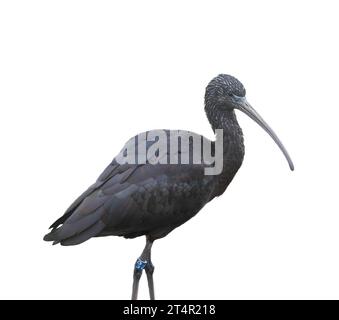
[44,74,294,300]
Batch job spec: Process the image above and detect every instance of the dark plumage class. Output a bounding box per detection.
[44,74,294,299]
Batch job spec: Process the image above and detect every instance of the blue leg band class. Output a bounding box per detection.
[135,258,147,270]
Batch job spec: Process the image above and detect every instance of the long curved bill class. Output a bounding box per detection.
[236,98,294,171]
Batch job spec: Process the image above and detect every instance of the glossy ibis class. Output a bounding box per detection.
[44,74,294,299]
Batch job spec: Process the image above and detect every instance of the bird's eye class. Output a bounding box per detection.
[228,92,234,97]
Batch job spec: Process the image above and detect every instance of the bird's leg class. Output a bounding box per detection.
[132,261,143,300]
[131,237,155,300]
[145,246,155,300]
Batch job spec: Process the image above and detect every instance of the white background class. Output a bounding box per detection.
[0,0,338,300]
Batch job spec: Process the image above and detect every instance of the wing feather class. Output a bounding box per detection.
[44,129,215,245]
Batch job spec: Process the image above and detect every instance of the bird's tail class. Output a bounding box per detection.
[43,204,106,246]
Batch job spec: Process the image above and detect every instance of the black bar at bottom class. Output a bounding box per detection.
[0,300,334,318]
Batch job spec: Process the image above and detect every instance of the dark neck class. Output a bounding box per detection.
[205,105,245,197]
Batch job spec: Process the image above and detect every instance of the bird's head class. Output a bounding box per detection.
[205,74,246,108]
[205,74,294,171]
